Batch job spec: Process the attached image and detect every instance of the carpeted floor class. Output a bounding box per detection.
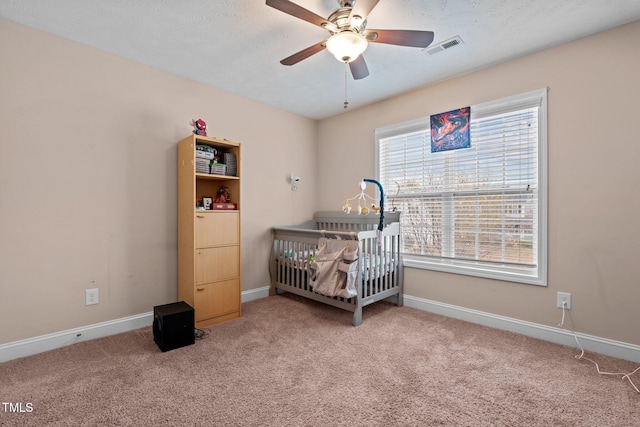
[1,294,638,426]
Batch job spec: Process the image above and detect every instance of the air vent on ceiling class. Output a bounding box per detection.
[424,35,464,55]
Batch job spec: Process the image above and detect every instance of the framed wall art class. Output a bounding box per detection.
[430,106,471,153]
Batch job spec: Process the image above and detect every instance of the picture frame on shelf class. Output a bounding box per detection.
[202,197,213,210]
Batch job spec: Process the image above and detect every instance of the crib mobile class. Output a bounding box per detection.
[343,178,386,238]
[342,182,378,216]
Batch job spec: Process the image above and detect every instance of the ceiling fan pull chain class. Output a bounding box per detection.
[343,62,349,109]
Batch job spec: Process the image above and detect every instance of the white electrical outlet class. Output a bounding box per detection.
[557,292,571,309]
[86,288,99,306]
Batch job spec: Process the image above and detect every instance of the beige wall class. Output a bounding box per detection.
[0,19,318,344]
[317,21,640,346]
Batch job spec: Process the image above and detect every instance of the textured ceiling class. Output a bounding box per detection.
[2,0,640,120]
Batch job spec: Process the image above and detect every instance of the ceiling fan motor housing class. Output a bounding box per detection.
[328,7,366,33]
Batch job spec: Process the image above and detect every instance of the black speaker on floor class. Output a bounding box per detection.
[153,301,195,352]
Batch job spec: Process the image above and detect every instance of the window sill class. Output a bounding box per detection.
[403,255,547,286]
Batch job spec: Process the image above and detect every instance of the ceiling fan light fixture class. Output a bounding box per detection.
[326,31,368,63]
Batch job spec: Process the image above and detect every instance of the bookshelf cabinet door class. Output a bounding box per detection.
[194,279,241,322]
[195,212,239,248]
[195,246,240,285]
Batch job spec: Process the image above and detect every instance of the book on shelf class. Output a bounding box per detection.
[210,163,226,175]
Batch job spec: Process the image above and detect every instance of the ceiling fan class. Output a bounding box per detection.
[265,0,435,80]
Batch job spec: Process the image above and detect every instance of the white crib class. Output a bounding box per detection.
[270,211,403,326]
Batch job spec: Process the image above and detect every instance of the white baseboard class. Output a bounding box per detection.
[242,285,270,303]
[404,295,640,363]
[0,312,154,364]
[0,288,272,363]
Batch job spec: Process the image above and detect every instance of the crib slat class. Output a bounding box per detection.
[289,242,293,288]
[277,239,282,284]
[286,242,291,287]
[304,242,310,291]
[384,236,389,290]
[278,239,284,284]
[297,242,302,289]
[380,236,384,292]
[360,238,366,299]
[365,237,372,298]
[375,234,381,295]
[380,235,386,292]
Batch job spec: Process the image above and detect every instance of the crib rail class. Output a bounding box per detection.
[314,211,401,232]
[272,226,361,243]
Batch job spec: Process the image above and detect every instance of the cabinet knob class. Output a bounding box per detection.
[196,215,205,218]
[196,287,205,292]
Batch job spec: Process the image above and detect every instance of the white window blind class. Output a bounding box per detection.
[376,89,547,285]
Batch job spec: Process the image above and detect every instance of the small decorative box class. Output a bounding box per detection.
[211,203,237,210]
[196,151,214,160]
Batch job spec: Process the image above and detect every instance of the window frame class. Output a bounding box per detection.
[375,88,548,286]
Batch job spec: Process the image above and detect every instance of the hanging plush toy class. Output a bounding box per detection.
[343,181,378,215]
[190,118,207,136]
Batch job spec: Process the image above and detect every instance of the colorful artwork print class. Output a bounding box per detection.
[430,107,471,152]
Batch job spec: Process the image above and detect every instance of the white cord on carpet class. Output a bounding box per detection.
[558,303,639,394]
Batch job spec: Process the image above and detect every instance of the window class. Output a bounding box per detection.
[376,89,547,285]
